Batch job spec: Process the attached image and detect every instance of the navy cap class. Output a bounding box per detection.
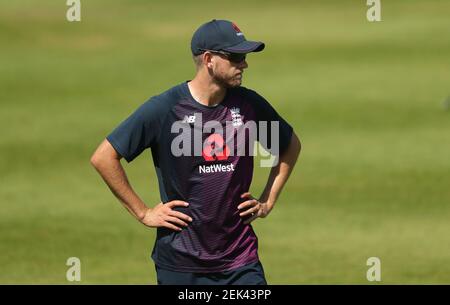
[191,19,265,55]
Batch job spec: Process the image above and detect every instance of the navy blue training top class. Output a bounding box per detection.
[107,81,293,273]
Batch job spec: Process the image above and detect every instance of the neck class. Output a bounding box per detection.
[188,71,227,107]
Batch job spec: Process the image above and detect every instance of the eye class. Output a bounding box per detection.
[229,54,246,63]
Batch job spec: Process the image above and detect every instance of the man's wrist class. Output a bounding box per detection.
[258,196,274,215]
[265,201,274,214]
[136,206,150,221]
[259,195,273,207]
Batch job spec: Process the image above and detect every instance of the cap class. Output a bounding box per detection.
[191,19,265,56]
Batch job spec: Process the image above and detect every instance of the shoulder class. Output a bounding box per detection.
[233,86,260,99]
[137,83,185,116]
[233,86,270,106]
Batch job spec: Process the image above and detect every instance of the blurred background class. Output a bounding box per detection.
[0,0,449,284]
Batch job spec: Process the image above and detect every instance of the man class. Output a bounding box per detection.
[90,19,301,285]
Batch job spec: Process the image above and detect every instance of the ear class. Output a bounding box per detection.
[203,52,214,69]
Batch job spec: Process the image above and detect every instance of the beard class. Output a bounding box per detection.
[212,71,242,88]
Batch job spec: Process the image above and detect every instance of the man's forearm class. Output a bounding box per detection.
[91,155,149,221]
[259,132,301,210]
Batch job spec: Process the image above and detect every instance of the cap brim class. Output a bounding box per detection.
[223,40,265,54]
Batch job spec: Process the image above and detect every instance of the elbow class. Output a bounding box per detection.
[90,139,121,170]
[90,152,102,169]
[90,154,98,169]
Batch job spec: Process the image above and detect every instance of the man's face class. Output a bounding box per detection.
[208,52,249,88]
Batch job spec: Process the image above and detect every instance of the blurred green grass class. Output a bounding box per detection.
[0,0,449,284]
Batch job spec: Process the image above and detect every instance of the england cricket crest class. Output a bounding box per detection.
[230,107,242,127]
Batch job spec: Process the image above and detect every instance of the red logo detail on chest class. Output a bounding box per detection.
[202,134,230,161]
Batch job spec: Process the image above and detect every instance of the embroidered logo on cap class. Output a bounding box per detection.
[232,22,244,36]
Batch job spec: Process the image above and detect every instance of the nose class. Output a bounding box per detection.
[239,59,248,69]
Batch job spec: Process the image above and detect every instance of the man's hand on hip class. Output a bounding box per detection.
[140,200,192,232]
[238,192,271,225]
